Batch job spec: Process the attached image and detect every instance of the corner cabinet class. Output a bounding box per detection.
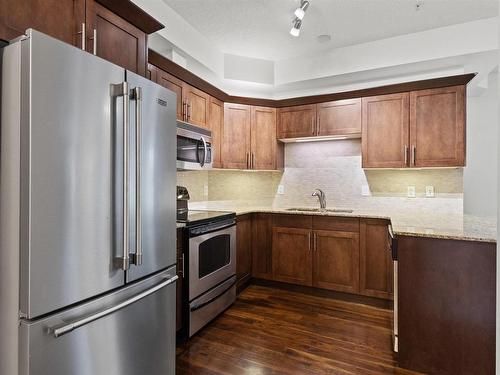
[223,103,283,170]
[362,86,465,168]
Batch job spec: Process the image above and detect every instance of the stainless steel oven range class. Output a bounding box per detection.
[180,211,237,337]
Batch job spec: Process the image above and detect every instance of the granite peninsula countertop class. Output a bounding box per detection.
[182,203,497,243]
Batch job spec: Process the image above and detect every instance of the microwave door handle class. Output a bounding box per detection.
[200,137,207,167]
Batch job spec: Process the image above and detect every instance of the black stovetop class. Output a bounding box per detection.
[177,209,236,226]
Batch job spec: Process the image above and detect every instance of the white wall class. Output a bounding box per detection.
[464,70,499,217]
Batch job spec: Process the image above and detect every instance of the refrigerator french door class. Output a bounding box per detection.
[0,29,177,375]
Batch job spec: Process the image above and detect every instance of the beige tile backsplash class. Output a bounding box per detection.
[177,139,463,214]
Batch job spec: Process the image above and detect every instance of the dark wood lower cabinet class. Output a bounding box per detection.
[313,230,360,294]
[251,213,272,280]
[236,214,252,291]
[272,227,313,286]
[359,219,393,299]
[398,236,496,375]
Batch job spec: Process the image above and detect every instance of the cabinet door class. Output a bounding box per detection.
[251,106,277,170]
[312,230,360,294]
[272,227,312,286]
[86,0,146,76]
[236,214,252,291]
[1,0,85,47]
[208,96,224,168]
[156,68,184,121]
[183,83,209,127]
[252,213,272,280]
[410,85,465,167]
[317,98,361,136]
[222,103,251,169]
[277,104,316,139]
[362,93,409,168]
[359,219,393,299]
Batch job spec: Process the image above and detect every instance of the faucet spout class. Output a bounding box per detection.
[312,189,326,210]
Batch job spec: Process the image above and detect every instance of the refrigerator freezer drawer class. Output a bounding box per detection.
[19,267,177,375]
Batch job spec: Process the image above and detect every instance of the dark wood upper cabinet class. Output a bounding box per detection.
[86,0,146,76]
[312,230,360,294]
[146,63,157,82]
[410,85,465,167]
[250,106,281,170]
[222,103,251,169]
[277,104,316,139]
[362,93,410,168]
[251,213,273,280]
[1,0,85,46]
[359,219,393,300]
[208,96,224,168]
[183,83,210,127]
[236,214,252,291]
[317,98,362,136]
[272,227,313,286]
[156,67,184,120]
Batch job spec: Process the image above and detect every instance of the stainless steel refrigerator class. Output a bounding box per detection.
[0,29,177,375]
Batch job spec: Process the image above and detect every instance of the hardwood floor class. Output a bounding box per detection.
[176,285,423,375]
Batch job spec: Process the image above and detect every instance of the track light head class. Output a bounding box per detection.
[290,18,302,37]
[294,0,310,20]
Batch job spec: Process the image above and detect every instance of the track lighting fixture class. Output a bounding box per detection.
[290,0,309,37]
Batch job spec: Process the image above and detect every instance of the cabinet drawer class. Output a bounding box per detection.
[273,214,312,229]
[313,216,359,232]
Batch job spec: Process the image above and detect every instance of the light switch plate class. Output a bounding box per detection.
[425,185,435,197]
[407,186,416,198]
[277,185,285,195]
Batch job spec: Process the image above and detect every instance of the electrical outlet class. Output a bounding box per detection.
[277,185,285,195]
[407,186,416,198]
[361,185,371,196]
[425,185,435,198]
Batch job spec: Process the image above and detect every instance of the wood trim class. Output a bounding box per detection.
[96,0,164,33]
[148,50,476,107]
[252,278,392,310]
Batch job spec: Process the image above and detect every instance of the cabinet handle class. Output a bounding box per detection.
[404,145,409,166]
[77,23,86,51]
[183,102,187,121]
[187,103,192,120]
[90,29,97,55]
[251,153,255,170]
[411,145,416,166]
[246,152,249,169]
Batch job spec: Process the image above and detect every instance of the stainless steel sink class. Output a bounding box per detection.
[286,207,353,214]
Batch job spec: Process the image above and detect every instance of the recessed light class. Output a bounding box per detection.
[317,34,332,43]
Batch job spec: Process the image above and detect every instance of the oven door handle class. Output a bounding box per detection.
[190,278,236,312]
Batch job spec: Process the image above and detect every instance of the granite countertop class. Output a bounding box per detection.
[185,203,497,243]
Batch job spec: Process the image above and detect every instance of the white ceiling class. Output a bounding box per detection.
[162,0,498,61]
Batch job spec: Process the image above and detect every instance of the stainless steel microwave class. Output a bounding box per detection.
[177,121,213,170]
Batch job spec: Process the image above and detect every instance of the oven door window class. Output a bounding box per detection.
[198,234,231,278]
[177,136,211,165]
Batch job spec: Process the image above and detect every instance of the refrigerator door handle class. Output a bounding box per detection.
[52,275,178,338]
[111,82,130,271]
[131,87,143,266]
